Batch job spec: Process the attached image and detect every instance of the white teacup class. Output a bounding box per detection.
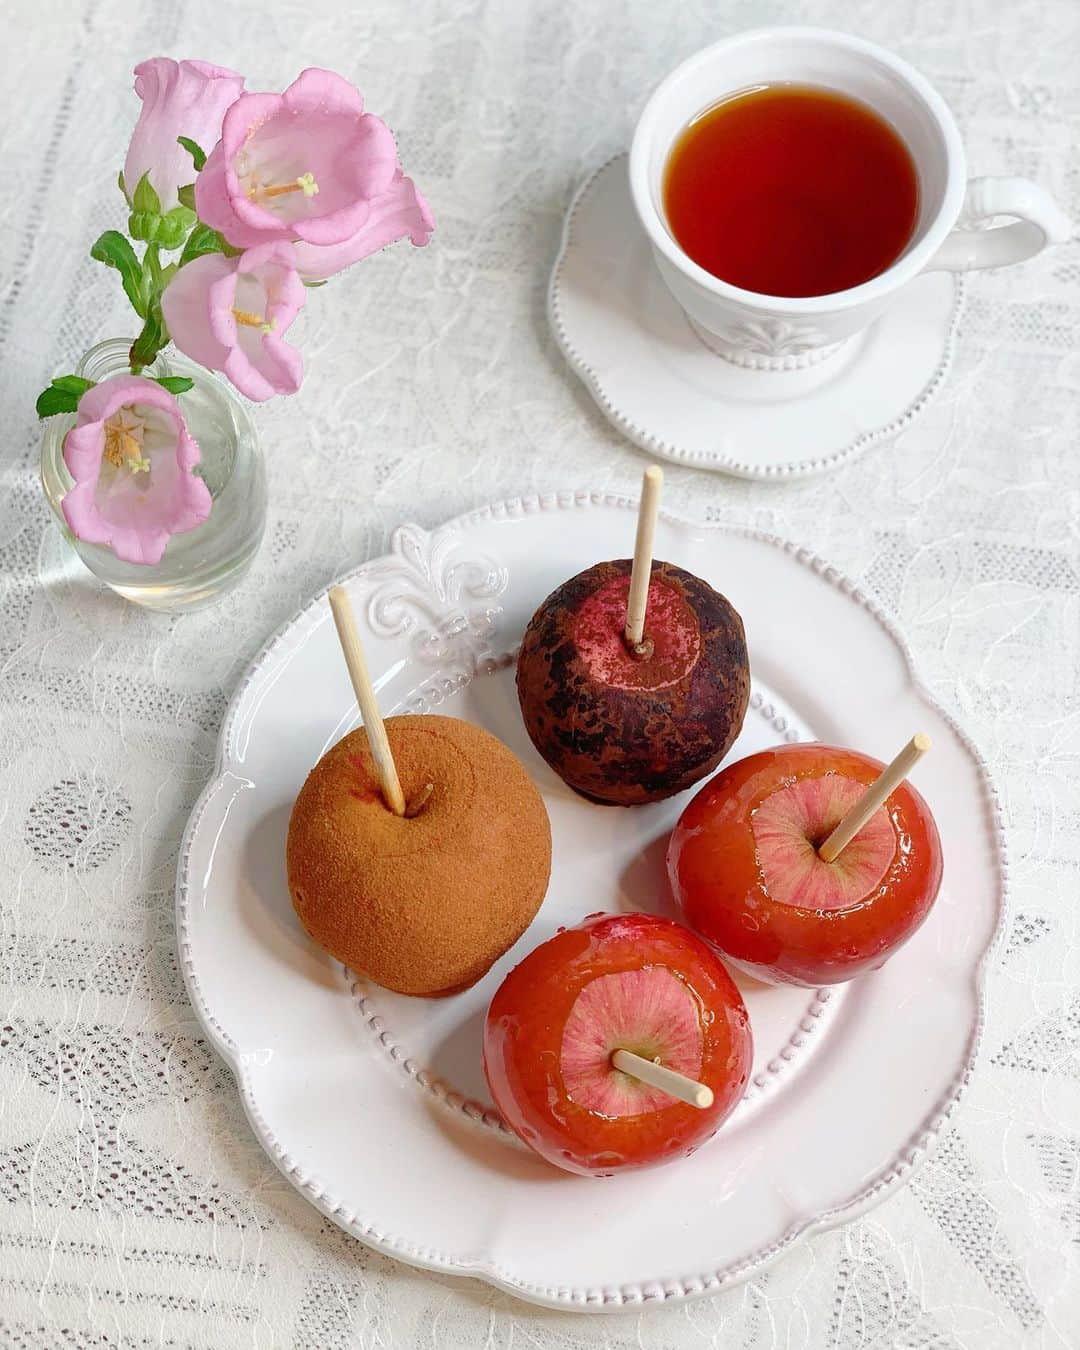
[629,27,1073,370]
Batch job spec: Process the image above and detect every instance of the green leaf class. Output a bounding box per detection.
[49,374,96,397]
[35,372,97,417]
[90,229,146,317]
[129,306,168,372]
[131,170,162,216]
[128,210,158,243]
[167,205,196,232]
[303,279,328,288]
[36,385,81,418]
[157,205,197,250]
[117,168,127,201]
[177,135,207,172]
[177,183,196,211]
[178,223,227,267]
[153,376,195,396]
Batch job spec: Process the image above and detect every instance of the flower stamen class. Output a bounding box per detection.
[248,172,319,201]
[232,307,276,335]
[103,409,151,474]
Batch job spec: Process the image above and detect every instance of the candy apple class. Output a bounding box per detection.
[483,912,752,1176]
[668,742,943,986]
[516,560,749,805]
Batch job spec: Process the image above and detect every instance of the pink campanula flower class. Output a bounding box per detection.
[291,170,436,281]
[61,376,212,566]
[195,68,403,250]
[124,58,244,211]
[161,242,305,402]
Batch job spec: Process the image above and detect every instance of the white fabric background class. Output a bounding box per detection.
[1,0,1078,1345]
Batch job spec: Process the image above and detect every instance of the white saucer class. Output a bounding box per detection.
[548,156,964,480]
[177,492,1004,1311]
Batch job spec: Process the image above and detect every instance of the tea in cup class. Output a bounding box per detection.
[630,28,1072,368]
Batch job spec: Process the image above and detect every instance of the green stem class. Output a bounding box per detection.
[129,306,167,374]
[144,242,162,291]
[129,243,169,372]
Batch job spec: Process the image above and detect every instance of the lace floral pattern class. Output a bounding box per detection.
[1,0,1078,1345]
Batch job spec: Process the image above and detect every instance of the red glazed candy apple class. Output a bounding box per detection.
[483,913,752,1176]
[667,742,943,987]
[516,559,750,805]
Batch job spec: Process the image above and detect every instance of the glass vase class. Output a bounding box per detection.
[40,339,267,613]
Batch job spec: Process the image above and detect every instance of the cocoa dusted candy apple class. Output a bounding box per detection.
[516,558,749,804]
[516,468,749,806]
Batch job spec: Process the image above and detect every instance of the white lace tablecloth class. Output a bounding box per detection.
[2,0,1078,1345]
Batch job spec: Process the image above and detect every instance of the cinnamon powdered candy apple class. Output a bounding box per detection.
[515,559,750,805]
[287,714,552,996]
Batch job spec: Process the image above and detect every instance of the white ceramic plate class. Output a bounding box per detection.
[548,157,964,479]
[177,491,1005,1311]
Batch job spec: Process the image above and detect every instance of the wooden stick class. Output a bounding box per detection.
[611,1048,714,1110]
[625,465,664,651]
[818,733,931,863]
[328,585,406,817]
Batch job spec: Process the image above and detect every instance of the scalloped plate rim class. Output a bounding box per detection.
[175,488,1007,1311]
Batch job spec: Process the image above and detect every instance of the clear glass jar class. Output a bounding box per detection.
[40,339,267,613]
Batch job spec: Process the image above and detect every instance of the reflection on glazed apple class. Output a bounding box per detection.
[483,912,752,1176]
[668,743,943,986]
[669,745,939,988]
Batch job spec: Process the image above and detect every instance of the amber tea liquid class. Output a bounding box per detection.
[663,84,919,298]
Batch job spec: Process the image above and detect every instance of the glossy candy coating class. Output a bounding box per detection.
[668,743,943,986]
[483,912,752,1176]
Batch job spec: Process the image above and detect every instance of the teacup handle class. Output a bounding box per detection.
[928,177,1072,272]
